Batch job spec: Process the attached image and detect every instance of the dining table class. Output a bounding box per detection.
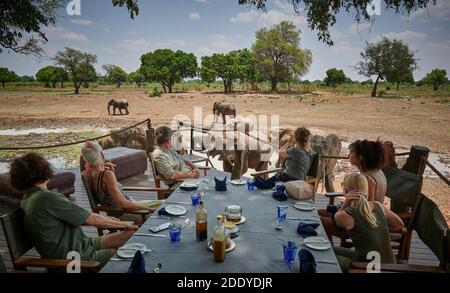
[100,169,342,273]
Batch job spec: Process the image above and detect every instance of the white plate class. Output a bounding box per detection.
[236,216,246,225]
[208,240,236,253]
[293,202,315,211]
[230,179,247,186]
[179,182,198,190]
[165,205,188,216]
[303,237,331,251]
[117,243,149,259]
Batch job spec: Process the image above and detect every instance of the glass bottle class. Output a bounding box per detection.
[212,215,226,262]
[196,199,208,241]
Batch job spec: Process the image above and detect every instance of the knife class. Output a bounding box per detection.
[134,233,168,238]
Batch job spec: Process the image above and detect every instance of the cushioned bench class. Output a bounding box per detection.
[80,147,148,181]
[0,170,76,208]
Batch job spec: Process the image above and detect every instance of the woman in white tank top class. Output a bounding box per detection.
[348,140,387,203]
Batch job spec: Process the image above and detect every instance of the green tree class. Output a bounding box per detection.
[36,66,55,87]
[324,68,347,87]
[200,56,216,88]
[237,48,259,90]
[0,0,139,56]
[53,47,97,94]
[103,65,128,87]
[355,37,417,97]
[128,70,145,87]
[140,49,197,93]
[200,50,249,93]
[36,66,67,88]
[422,69,448,91]
[251,21,312,91]
[0,67,18,88]
[239,0,436,46]
[20,75,35,82]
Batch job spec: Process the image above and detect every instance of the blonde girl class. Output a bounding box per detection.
[333,173,404,272]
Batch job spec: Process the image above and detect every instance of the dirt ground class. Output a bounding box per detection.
[0,85,449,222]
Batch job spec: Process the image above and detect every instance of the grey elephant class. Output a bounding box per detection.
[99,126,187,155]
[213,101,236,124]
[108,99,129,115]
[270,125,342,192]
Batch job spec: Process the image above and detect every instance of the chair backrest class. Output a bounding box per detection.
[307,152,320,179]
[0,253,6,273]
[80,173,100,211]
[382,166,422,213]
[0,209,33,264]
[411,193,449,269]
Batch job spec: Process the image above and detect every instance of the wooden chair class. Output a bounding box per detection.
[250,152,320,199]
[350,193,449,273]
[81,173,163,235]
[148,152,211,200]
[0,209,100,272]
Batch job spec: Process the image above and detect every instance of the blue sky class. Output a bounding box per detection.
[1,0,449,81]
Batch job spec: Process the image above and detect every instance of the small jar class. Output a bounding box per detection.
[225,205,242,223]
[223,221,235,249]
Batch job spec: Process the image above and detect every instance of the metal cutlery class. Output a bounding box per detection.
[118,248,152,253]
[134,233,168,238]
[152,216,186,220]
[110,258,132,261]
[164,201,191,205]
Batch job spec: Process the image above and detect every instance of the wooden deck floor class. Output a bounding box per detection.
[0,163,439,272]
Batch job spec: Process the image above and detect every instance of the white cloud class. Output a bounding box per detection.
[209,34,241,51]
[230,5,306,28]
[377,30,427,42]
[70,19,94,26]
[370,31,427,44]
[330,41,360,56]
[43,26,88,43]
[118,38,153,52]
[230,10,259,23]
[154,40,187,49]
[346,22,372,34]
[189,12,201,20]
[403,0,450,22]
[198,46,213,56]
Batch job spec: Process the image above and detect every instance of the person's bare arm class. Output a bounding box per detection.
[184,160,196,170]
[334,211,354,230]
[168,169,199,180]
[365,176,377,202]
[103,171,150,211]
[381,204,404,231]
[84,213,138,230]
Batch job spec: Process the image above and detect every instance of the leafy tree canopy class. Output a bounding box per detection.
[239,0,436,46]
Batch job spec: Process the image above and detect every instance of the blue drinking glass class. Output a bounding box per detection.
[191,192,200,206]
[247,179,255,191]
[283,241,298,272]
[169,225,181,242]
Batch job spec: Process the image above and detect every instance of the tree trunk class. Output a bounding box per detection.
[52,82,56,88]
[117,82,121,88]
[396,81,400,91]
[137,82,141,88]
[2,82,5,88]
[168,83,173,93]
[83,82,88,88]
[433,83,438,91]
[74,84,80,94]
[227,81,232,93]
[223,80,228,93]
[60,82,64,88]
[371,75,380,97]
[161,82,167,93]
[271,78,277,92]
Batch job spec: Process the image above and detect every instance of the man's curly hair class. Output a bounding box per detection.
[10,153,54,191]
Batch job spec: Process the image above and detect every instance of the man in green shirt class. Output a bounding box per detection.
[10,153,138,269]
[153,126,200,183]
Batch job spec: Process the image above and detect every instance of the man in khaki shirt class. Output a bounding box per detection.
[153,126,200,183]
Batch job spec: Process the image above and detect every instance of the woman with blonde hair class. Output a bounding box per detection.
[332,173,404,273]
[81,141,164,224]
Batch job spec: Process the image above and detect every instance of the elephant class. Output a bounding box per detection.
[196,119,273,175]
[213,101,236,124]
[99,126,187,155]
[108,99,129,115]
[269,125,342,192]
